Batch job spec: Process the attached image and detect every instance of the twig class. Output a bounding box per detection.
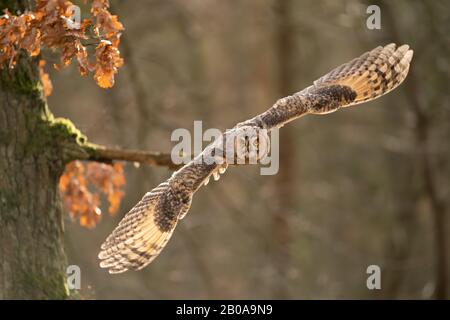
[78,143,181,169]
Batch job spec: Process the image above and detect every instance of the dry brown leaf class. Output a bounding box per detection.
[39,59,53,96]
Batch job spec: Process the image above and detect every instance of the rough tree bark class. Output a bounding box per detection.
[0,0,70,299]
[0,50,71,298]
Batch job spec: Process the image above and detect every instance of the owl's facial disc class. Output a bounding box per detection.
[227,126,270,164]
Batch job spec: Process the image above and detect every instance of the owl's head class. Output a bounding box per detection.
[225,126,270,165]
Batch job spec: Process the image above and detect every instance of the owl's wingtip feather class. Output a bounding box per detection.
[397,44,409,51]
[405,49,414,62]
[108,267,128,274]
[98,250,107,260]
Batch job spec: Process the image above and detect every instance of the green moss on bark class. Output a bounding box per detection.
[21,269,69,300]
[46,117,88,145]
[26,116,88,160]
[0,52,42,96]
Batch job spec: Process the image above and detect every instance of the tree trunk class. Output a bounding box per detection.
[0,0,76,297]
[0,49,71,299]
[271,0,296,299]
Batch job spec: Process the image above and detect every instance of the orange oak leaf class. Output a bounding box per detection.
[39,59,53,96]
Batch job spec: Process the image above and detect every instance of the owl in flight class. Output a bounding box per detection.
[99,43,413,273]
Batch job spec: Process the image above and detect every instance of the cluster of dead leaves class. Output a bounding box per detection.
[59,161,125,228]
[0,0,124,91]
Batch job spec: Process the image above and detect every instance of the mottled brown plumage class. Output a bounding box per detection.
[99,44,413,273]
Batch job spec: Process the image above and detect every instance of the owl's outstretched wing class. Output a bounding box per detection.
[244,43,413,129]
[307,43,413,108]
[98,157,219,273]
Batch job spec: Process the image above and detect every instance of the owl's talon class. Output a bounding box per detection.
[219,165,228,174]
[213,171,220,181]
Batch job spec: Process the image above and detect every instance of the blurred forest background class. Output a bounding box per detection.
[47,0,450,299]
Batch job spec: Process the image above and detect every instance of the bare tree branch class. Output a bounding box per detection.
[76,143,181,169]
